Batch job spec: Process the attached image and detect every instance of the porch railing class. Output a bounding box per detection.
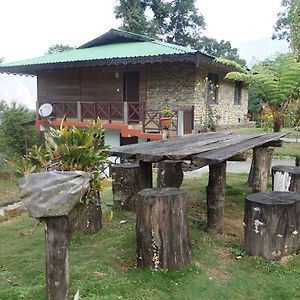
[37,101,194,135]
[37,101,144,124]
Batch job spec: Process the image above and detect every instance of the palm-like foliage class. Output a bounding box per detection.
[217,55,300,130]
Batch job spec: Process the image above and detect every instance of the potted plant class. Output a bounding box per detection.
[160,107,173,129]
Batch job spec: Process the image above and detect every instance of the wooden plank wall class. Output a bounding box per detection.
[37,65,146,104]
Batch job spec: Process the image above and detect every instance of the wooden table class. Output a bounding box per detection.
[106,132,286,232]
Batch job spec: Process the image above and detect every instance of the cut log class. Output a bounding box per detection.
[272,165,300,192]
[136,188,193,270]
[111,163,140,210]
[43,216,72,300]
[252,147,272,192]
[139,161,153,190]
[244,192,300,260]
[296,155,300,167]
[206,161,226,233]
[157,160,183,188]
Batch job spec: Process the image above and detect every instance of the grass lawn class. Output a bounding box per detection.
[0,178,18,207]
[233,127,300,139]
[1,174,300,299]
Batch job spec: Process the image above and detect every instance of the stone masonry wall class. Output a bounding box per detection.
[193,67,249,128]
[146,63,196,110]
[146,63,249,128]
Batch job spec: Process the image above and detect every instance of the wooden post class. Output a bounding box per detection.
[157,160,183,188]
[177,110,184,137]
[206,161,226,233]
[248,148,273,188]
[43,216,72,300]
[139,161,152,189]
[272,165,300,192]
[252,147,270,193]
[77,102,82,122]
[244,192,300,260]
[296,155,300,167]
[137,188,193,270]
[123,102,128,125]
[111,163,140,210]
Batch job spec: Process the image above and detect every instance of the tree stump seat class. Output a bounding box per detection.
[272,165,300,192]
[157,160,183,188]
[111,163,140,211]
[136,188,193,270]
[244,192,300,260]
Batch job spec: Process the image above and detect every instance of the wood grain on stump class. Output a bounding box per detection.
[207,161,226,233]
[157,160,183,188]
[252,147,272,193]
[272,165,300,192]
[244,192,300,260]
[136,188,193,270]
[111,163,140,210]
[43,216,72,300]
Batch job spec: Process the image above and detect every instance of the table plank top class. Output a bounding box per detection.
[105,132,287,163]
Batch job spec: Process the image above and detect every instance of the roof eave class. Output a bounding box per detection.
[0,52,237,76]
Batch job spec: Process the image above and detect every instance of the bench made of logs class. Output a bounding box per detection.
[272,165,300,192]
[136,188,193,270]
[244,192,300,260]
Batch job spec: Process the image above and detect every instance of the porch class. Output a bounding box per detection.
[37,101,194,137]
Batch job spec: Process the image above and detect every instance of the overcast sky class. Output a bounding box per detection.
[0,0,287,108]
[1,0,284,62]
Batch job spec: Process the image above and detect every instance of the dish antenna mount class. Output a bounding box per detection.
[38,103,53,118]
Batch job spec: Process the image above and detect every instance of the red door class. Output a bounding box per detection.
[124,71,140,123]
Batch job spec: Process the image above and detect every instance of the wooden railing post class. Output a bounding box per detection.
[124,102,128,124]
[177,110,184,137]
[77,102,82,122]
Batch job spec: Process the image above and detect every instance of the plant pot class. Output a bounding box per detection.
[160,117,172,129]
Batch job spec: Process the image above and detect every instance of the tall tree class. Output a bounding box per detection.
[218,54,300,131]
[273,0,300,60]
[114,0,245,63]
[162,0,205,48]
[114,0,149,35]
[46,44,74,55]
[197,37,246,65]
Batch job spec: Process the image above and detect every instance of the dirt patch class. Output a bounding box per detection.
[212,245,234,264]
[207,267,228,279]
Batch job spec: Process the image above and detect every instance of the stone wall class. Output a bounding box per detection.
[146,63,249,127]
[146,63,196,110]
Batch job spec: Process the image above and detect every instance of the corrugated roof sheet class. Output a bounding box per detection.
[1,40,196,68]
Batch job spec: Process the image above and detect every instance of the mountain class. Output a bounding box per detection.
[233,37,290,66]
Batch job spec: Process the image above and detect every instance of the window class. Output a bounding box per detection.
[234,81,243,105]
[207,74,219,104]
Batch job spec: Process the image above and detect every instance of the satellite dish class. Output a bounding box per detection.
[38,103,53,118]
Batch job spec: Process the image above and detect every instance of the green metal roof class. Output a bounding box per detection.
[1,40,196,68]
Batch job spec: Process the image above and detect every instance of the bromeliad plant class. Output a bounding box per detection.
[28,119,110,205]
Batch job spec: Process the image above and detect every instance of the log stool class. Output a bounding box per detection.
[156,160,183,188]
[244,192,300,260]
[136,188,193,270]
[272,165,300,192]
[111,163,140,210]
[296,155,300,167]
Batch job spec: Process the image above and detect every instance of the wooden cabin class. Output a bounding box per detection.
[0,29,249,147]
